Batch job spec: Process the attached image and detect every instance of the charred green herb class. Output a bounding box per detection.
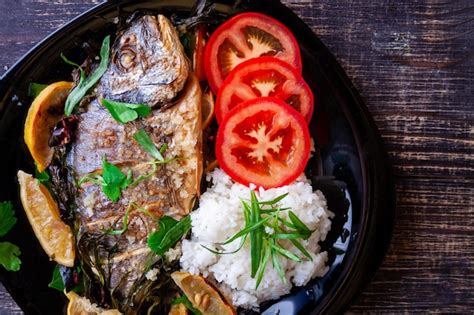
[102,99,151,124]
[203,191,314,289]
[62,35,111,116]
[0,201,21,272]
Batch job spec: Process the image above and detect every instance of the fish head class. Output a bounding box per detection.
[99,15,189,107]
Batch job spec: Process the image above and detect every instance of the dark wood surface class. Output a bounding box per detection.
[0,0,472,314]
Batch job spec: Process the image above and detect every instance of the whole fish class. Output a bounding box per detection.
[62,14,202,313]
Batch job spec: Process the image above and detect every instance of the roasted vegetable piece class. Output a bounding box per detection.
[17,170,75,267]
[66,291,122,315]
[171,272,236,315]
[23,81,73,172]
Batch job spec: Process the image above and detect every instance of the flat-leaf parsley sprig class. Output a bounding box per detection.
[78,157,132,202]
[0,201,21,272]
[102,99,151,124]
[203,191,314,289]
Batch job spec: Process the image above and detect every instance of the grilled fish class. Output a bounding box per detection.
[64,15,202,313]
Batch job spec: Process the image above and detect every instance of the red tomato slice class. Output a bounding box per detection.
[216,57,313,124]
[205,12,302,93]
[216,97,310,189]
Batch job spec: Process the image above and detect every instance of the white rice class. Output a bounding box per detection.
[179,168,333,308]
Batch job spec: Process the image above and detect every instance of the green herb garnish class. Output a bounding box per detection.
[62,35,111,116]
[48,265,84,293]
[0,243,21,272]
[133,129,166,161]
[34,166,51,188]
[0,201,17,237]
[172,296,202,315]
[204,191,314,289]
[0,201,21,272]
[48,265,65,291]
[102,99,151,124]
[148,215,192,256]
[28,83,48,98]
[105,207,131,236]
[79,157,132,202]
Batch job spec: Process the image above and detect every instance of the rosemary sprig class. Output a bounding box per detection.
[203,191,315,289]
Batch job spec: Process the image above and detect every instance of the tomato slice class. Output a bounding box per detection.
[216,57,313,124]
[205,12,302,93]
[216,97,310,189]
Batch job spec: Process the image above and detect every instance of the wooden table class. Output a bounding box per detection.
[0,0,472,314]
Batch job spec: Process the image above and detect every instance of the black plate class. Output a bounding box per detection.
[0,0,395,314]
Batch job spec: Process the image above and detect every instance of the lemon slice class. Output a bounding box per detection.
[24,81,73,172]
[171,272,236,315]
[169,303,188,315]
[66,291,122,315]
[17,170,75,267]
[201,89,215,130]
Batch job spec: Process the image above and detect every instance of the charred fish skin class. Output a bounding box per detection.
[99,15,190,107]
[65,14,202,313]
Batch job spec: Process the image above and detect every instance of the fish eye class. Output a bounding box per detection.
[114,46,137,72]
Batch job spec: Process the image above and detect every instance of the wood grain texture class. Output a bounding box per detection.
[0,0,472,314]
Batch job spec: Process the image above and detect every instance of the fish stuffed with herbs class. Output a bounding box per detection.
[15,6,335,315]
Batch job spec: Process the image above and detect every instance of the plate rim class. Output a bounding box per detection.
[0,1,396,314]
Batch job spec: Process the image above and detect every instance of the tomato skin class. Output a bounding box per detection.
[205,12,302,93]
[216,97,310,189]
[216,57,314,124]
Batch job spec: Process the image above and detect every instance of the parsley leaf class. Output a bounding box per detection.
[148,216,191,256]
[102,99,151,124]
[0,201,17,238]
[49,265,84,293]
[28,83,48,98]
[63,35,111,116]
[133,129,165,161]
[172,296,202,315]
[34,167,51,186]
[48,265,65,291]
[102,158,131,202]
[79,157,132,202]
[0,242,21,272]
